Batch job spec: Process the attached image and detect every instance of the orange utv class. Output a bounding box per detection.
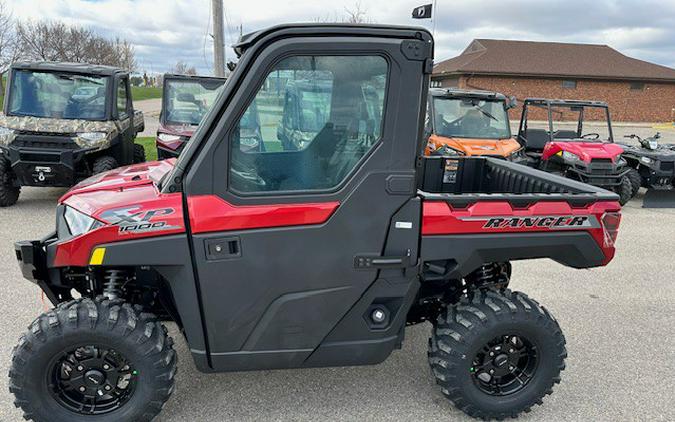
[425,88,525,162]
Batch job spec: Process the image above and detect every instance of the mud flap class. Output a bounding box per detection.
[642,189,675,208]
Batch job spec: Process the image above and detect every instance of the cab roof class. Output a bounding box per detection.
[10,61,127,77]
[163,73,226,82]
[233,23,432,57]
[429,87,507,101]
[524,98,609,108]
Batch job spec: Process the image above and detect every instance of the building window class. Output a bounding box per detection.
[630,82,645,90]
[561,80,577,89]
[430,80,442,88]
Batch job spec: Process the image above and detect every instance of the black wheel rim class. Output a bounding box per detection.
[47,345,137,415]
[470,334,538,396]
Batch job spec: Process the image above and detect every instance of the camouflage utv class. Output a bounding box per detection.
[0,62,146,206]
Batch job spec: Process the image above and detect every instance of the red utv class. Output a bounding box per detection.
[517,99,632,204]
[156,74,226,159]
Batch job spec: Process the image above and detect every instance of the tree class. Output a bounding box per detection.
[173,61,197,76]
[15,20,137,71]
[0,1,18,92]
[343,2,372,23]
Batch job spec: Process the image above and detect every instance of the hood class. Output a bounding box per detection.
[427,134,521,157]
[0,114,117,134]
[0,114,118,150]
[60,159,178,219]
[543,141,624,163]
[158,122,196,137]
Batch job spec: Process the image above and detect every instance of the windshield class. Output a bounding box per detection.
[524,104,612,142]
[432,97,510,139]
[8,70,109,120]
[163,79,224,126]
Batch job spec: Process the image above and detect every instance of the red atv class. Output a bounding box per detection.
[10,25,622,422]
[517,98,633,204]
[156,74,226,159]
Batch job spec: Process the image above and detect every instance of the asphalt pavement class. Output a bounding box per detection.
[0,125,674,421]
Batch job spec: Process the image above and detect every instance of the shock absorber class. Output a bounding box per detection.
[466,263,510,291]
[102,269,126,300]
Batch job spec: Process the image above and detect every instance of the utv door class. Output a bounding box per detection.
[113,75,134,165]
[182,27,432,371]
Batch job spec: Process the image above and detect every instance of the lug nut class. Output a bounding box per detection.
[489,352,494,357]
[79,386,86,392]
[509,349,514,353]
[104,385,112,391]
[103,364,110,370]
[371,309,386,323]
[489,369,495,374]
[77,365,84,371]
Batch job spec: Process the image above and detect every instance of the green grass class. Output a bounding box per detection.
[136,137,157,161]
[131,86,162,101]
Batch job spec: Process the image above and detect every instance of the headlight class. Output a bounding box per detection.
[77,132,107,143]
[640,156,653,164]
[562,151,580,161]
[63,206,103,236]
[158,133,182,143]
[0,126,15,146]
[648,140,659,150]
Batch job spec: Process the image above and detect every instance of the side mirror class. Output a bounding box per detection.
[506,96,518,110]
[177,93,196,103]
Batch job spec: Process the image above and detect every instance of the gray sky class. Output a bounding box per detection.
[7,0,675,75]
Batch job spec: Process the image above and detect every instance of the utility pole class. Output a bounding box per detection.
[211,0,225,77]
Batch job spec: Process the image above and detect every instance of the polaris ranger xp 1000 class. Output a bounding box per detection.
[0,62,146,206]
[11,25,623,422]
[517,98,633,204]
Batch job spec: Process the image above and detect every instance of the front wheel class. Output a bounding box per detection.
[428,290,566,420]
[133,143,146,164]
[92,156,119,174]
[9,298,177,422]
[626,168,642,198]
[0,157,20,207]
[615,176,633,205]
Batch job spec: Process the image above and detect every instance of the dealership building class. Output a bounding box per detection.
[432,39,675,122]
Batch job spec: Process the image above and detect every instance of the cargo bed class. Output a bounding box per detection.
[418,156,619,207]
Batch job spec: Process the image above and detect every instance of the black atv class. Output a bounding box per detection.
[619,132,675,207]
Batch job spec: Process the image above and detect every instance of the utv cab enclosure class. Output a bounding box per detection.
[0,62,145,206]
[156,73,226,159]
[425,88,524,161]
[517,98,632,204]
[11,25,622,422]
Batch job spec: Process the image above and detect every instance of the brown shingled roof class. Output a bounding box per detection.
[433,39,675,82]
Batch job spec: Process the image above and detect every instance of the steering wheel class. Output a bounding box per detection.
[581,133,600,140]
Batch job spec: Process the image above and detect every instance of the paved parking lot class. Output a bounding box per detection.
[0,127,673,421]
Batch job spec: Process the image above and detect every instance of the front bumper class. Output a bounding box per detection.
[567,164,630,187]
[642,164,675,190]
[5,145,92,187]
[15,232,63,304]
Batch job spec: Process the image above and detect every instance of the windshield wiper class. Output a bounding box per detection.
[473,105,498,122]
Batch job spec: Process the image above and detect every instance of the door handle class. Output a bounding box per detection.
[354,249,412,269]
[205,237,241,260]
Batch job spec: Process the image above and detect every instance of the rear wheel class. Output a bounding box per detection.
[428,290,566,420]
[133,143,146,164]
[0,157,20,207]
[9,298,177,422]
[626,168,642,197]
[615,176,633,205]
[92,156,119,174]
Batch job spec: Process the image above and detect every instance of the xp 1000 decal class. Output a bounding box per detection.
[100,206,180,234]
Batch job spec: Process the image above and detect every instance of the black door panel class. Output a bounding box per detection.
[182,30,431,371]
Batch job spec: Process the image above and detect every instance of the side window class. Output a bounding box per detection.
[117,79,128,118]
[230,55,388,193]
